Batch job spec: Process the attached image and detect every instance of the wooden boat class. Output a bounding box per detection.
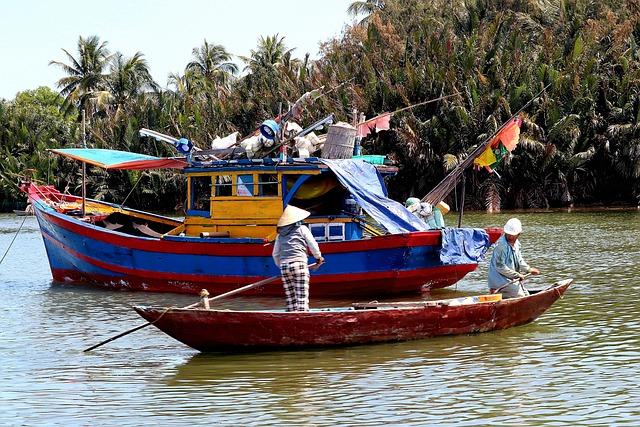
[23,148,501,297]
[134,279,572,352]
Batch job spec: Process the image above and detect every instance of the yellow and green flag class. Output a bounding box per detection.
[473,117,522,170]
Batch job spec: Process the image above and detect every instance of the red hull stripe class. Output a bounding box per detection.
[42,209,444,256]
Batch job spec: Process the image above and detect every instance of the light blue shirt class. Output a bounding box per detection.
[412,204,446,229]
[487,235,531,290]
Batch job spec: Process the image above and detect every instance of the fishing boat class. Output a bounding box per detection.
[23,147,501,297]
[133,279,572,351]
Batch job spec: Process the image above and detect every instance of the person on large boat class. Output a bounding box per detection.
[488,218,540,298]
[272,205,325,311]
[405,198,448,229]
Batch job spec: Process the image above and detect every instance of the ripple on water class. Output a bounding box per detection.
[1,212,640,425]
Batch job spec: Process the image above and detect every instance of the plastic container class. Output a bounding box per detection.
[477,294,502,303]
[352,154,386,164]
[259,120,280,140]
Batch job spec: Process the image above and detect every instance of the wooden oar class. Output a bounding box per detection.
[491,273,532,295]
[83,262,319,352]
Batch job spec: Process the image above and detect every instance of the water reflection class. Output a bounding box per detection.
[1,211,639,425]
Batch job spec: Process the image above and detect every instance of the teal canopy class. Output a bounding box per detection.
[49,148,187,170]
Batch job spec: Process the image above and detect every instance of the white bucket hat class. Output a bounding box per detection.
[277,205,311,227]
[504,218,523,235]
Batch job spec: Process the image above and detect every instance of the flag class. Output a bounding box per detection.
[496,117,522,151]
[357,113,392,137]
[473,117,522,170]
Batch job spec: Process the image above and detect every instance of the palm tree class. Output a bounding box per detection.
[347,0,385,23]
[107,52,158,111]
[49,35,111,115]
[186,40,238,88]
[244,34,294,72]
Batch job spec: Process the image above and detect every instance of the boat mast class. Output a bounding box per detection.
[423,83,551,223]
[81,110,86,217]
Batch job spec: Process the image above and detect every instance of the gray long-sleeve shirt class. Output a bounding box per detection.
[272,223,322,266]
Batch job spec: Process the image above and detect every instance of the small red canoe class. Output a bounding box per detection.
[134,279,572,352]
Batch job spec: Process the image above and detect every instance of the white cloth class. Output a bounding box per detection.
[211,131,239,149]
[240,135,265,158]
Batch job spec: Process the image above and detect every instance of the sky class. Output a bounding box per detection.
[0,0,355,100]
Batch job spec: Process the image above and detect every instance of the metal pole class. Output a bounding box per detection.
[457,172,466,228]
[81,110,87,217]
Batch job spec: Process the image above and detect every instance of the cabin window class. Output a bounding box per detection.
[236,174,254,197]
[190,176,212,211]
[258,174,279,196]
[215,175,233,197]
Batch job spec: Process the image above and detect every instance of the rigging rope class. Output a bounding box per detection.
[0,215,28,267]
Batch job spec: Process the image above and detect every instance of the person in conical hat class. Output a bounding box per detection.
[487,218,540,299]
[272,205,325,311]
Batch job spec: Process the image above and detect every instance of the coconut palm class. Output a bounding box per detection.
[244,34,294,72]
[347,0,385,24]
[186,40,237,88]
[106,52,158,115]
[49,35,111,115]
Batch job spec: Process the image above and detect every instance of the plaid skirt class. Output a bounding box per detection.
[280,261,310,311]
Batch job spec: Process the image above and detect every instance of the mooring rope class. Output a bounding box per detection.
[0,215,28,267]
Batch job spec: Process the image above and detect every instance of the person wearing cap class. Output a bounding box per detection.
[405,198,449,229]
[272,205,325,311]
[487,218,540,298]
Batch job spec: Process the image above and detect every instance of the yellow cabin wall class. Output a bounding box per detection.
[211,197,282,220]
[183,169,348,239]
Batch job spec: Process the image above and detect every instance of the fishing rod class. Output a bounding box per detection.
[363,92,461,123]
[261,114,335,159]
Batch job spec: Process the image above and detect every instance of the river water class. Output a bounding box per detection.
[0,210,638,426]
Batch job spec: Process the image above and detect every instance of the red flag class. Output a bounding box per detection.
[357,113,393,137]
[493,117,522,151]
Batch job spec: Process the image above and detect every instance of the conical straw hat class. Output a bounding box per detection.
[277,205,311,227]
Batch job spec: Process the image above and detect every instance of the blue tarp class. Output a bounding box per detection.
[439,228,490,264]
[320,159,429,234]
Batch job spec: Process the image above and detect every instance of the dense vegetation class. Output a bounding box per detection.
[2,0,640,212]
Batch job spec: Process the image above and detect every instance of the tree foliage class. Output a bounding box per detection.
[3,1,640,211]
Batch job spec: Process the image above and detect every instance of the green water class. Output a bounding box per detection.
[0,210,638,425]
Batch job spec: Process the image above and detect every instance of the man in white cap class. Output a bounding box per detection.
[272,205,325,311]
[487,218,540,298]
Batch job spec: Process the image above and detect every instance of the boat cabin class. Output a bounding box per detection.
[176,157,395,240]
[39,149,398,242]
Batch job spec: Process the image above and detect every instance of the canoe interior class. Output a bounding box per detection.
[135,279,573,352]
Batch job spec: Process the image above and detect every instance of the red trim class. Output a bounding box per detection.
[41,207,443,256]
[106,158,187,170]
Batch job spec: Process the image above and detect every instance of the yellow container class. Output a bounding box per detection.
[477,294,502,303]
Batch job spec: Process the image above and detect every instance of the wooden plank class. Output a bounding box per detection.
[211,198,282,220]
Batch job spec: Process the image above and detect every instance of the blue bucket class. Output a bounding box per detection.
[259,120,280,140]
[174,137,193,154]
